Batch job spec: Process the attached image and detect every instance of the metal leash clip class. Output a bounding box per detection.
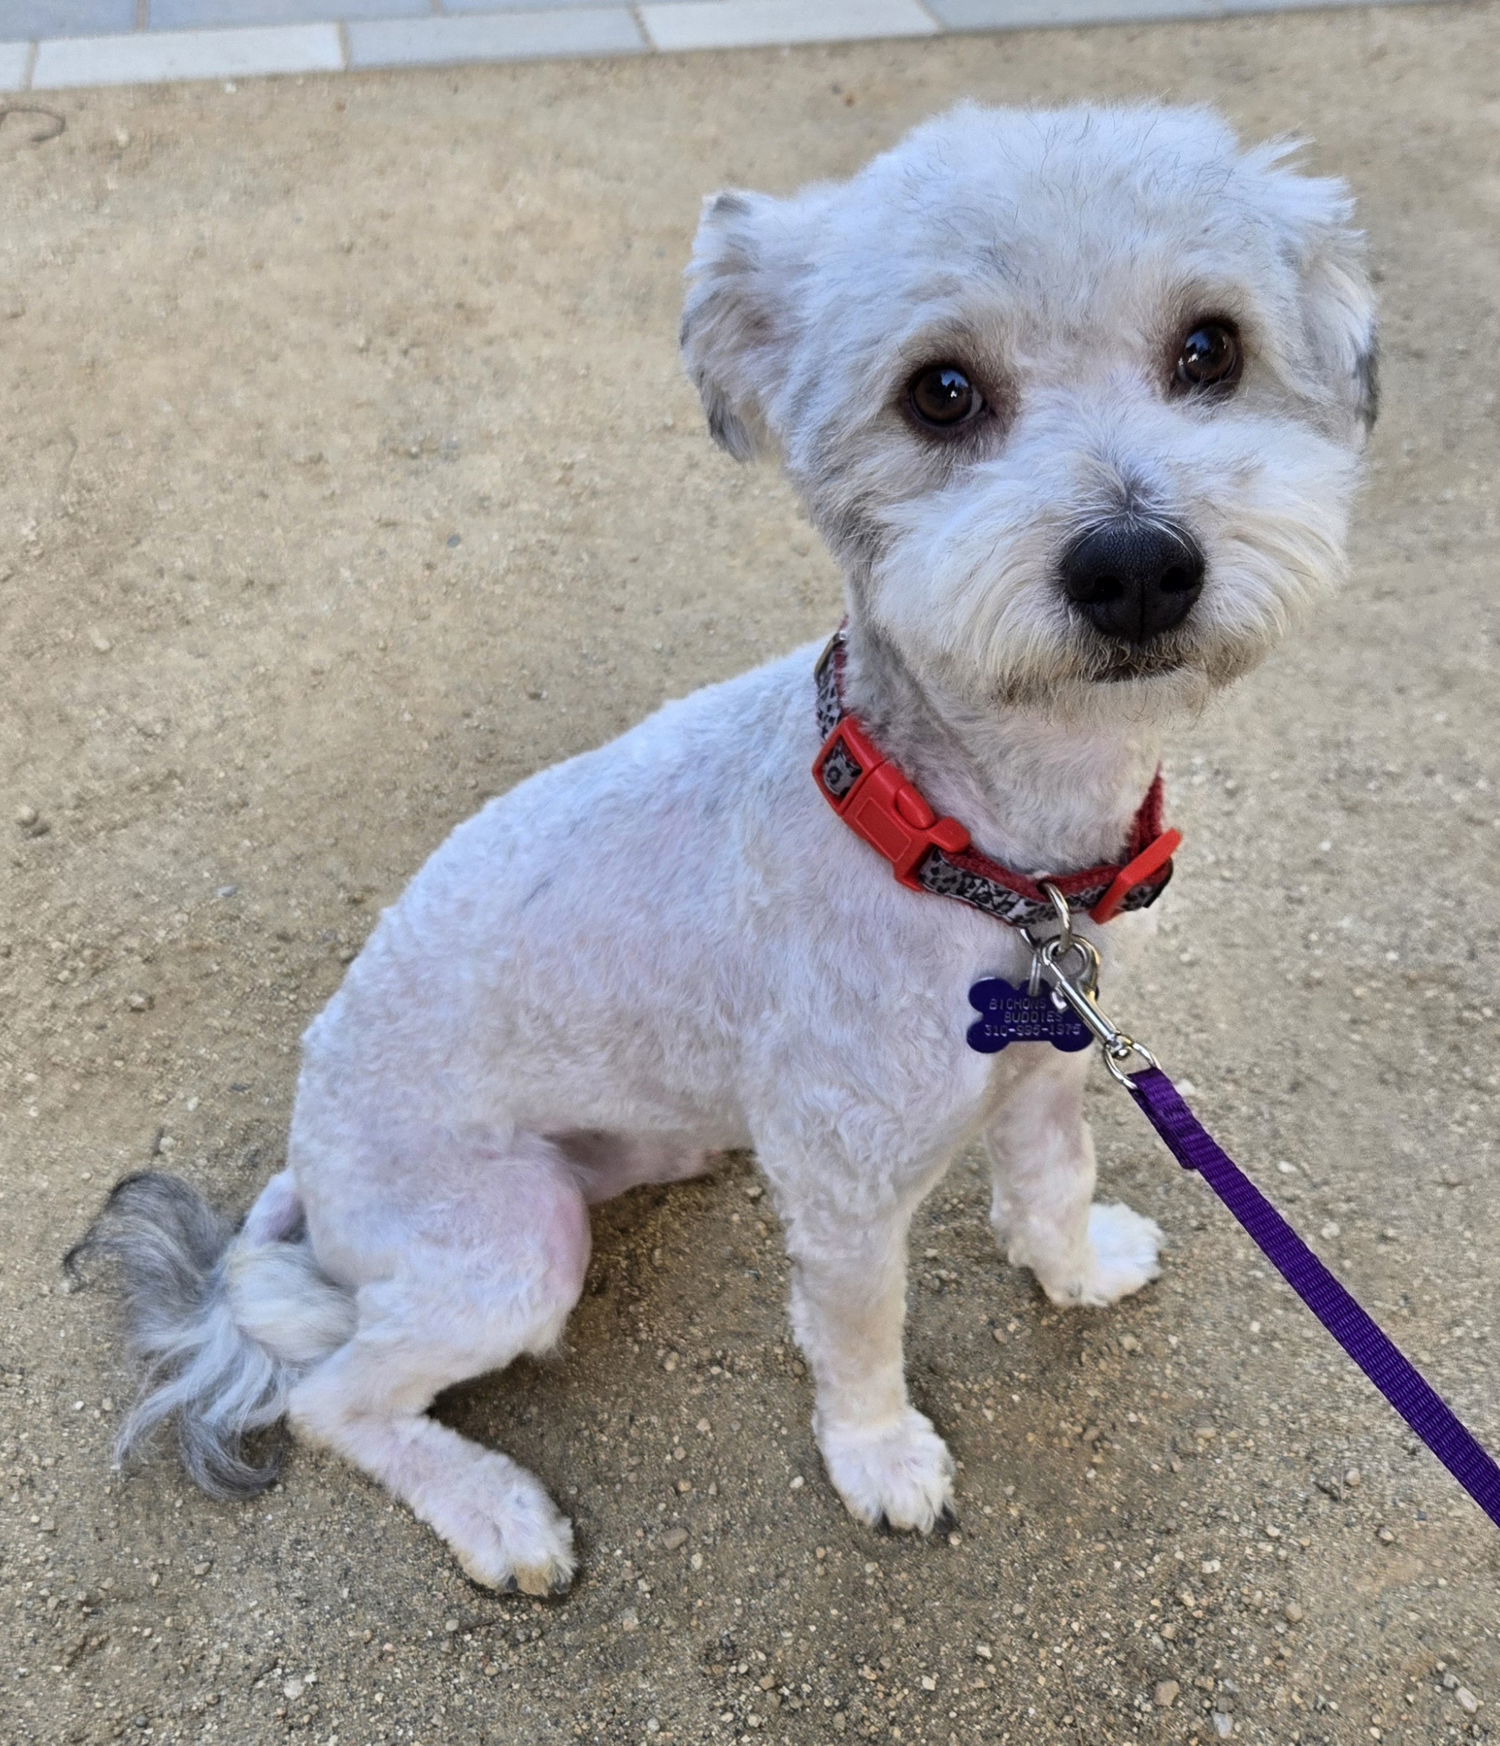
[1025,880,1160,1088]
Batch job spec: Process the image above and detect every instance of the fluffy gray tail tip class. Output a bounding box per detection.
[65,1171,290,1502]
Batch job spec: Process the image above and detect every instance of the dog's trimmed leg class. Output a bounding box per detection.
[986,1047,1161,1308]
[552,1130,711,1204]
[771,1165,953,1534]
[288,1133,589,1594]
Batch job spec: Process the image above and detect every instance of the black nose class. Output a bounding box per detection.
[1059,520,1205,643]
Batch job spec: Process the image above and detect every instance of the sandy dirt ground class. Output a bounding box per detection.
[2,7,1499,1742]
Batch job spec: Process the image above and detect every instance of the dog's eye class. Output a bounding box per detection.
[1174,322,1242,392]
[907,365,985,431]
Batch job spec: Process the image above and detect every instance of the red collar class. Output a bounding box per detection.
[810,627,1181,928]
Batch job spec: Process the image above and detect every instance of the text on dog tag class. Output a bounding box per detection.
[966,977,1093,1055]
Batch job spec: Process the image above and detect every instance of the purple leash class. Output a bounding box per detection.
[1129,1065,1500,1531]
[1019,900,1500,1534]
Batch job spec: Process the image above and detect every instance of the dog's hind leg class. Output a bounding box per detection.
[288,1130,589,1594]
[986,1047,1162,1308]
[552,1130,711,1203]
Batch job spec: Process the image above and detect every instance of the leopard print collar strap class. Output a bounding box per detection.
[811,625,1181,929]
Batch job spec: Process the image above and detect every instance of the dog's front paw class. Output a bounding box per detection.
[1040,1201,1163,1308]
[817,1409,955,1533]
[418,1453,577,1596]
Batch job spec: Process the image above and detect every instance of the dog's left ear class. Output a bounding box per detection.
[1256,155,1379,437]
[680,188,805,462]
[1300,217,1379,437]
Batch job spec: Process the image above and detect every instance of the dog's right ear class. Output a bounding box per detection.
[680,189,796,462]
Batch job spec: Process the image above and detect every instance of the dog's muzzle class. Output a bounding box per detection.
[1059,518,1205,645]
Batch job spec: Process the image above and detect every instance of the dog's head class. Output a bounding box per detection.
[681,104,1376,716]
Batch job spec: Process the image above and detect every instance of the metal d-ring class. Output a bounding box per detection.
[1024,880,1163,1090]
[1033,880,1099,993]
[1038,878,1074,947]
[1099,1034,1162,1089]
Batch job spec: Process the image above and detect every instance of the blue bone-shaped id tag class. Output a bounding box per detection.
[966,977,1092,1055]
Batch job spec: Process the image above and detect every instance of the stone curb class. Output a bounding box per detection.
[1,0,1440,93]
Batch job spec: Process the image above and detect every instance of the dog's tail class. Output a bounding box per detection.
[65,1170,356,1500]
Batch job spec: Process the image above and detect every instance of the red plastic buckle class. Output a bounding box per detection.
[1089,828,1182,924]
[814,719,970,889]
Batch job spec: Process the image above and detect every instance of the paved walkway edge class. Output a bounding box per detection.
[3,0,1444,94]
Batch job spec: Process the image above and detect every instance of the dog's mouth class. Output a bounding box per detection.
[1092,648,1187,683]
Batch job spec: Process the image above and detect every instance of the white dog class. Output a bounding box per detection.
[74,103,1375,1596]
